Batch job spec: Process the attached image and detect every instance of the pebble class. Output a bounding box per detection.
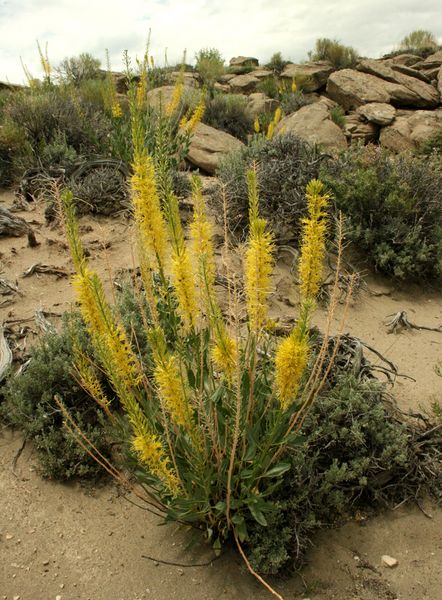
[43,560,50,566]
[6,533,13,540]
[382,554,399,568]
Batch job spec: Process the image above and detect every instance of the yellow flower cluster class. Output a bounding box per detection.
[111,101,122,119]
[298,180,329,300]
[131,152,169,268]
[212,333,237,382]
[244,169,274,333]
[166,82,184,116]
[274,328,309,409]
[171,247,198,331]
[154,353,194,433]
[132,431,180,495]
[189,176,216,295]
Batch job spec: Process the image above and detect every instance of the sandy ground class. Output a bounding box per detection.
[0,188,441,600]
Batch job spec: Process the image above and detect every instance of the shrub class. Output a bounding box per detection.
[246,374,412,574]
[329,105,345,128]
[215,134,325,239]
[195,47,225,89]
[321,145,442,280]
[0,120,32,186]
[309,38,359,69]
[416,130,442,156]
[203,93,253,141]
[0,313,110,480]
[56,53,102,86]
[266,52,289,75]
[399,29,438,51]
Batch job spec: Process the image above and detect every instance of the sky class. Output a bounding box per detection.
[0,0,441,84]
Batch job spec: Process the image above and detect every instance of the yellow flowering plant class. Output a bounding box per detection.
[59,84,340,596]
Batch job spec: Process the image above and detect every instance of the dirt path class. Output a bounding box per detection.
[1,189,441,599]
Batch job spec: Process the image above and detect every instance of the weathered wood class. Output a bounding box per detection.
[0,206,29,237]
[0,326,12,381]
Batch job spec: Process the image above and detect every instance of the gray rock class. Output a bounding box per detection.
[390,64,431,83]
[281,62,334,92]
[327,69,391,109]
[379,116,414,152]
[344,114,379,143]
[438,66,442,98]
[187,123,244,174]
[386,53,421,66]
[356,102,396,126]
[275,102,347,150]
[379,109,442,152]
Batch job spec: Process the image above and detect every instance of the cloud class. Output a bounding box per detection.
[1,0,441,83]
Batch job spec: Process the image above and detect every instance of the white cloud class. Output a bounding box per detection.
[1,0,441,83]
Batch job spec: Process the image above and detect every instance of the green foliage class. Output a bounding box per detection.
[399,29,438,51]
[203,93,253,141]
[0,313,109,480]
[309,38,359,69]
[321,145,442,280]
[0,119,32,186]
[266,52,289,75]
[416,130,442,156]
[56,53,102,86]
[257,76,309,115]
[329,105,345,128]
[216,134,324,238]
[246,374,411,574]
[195,47,225,89]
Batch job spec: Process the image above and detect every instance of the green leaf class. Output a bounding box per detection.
[233,516,248,542]
[260,462,291,479]
[249,504,268,527]
[213,537,222,557]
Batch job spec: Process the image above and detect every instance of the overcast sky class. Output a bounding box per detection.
[1,0,441,84]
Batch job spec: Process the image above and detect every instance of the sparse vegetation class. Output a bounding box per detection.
[203,93,253,141]
[309,37,359,69]
[195,47,225,91]
[399,29,438,51]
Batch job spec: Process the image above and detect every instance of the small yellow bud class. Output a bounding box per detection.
[266,121,274,140]
[254,117,260,133]
[273,107,282,124]
[291,79,297,93]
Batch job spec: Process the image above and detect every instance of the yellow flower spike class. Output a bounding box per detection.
[111,101,122,118]
[291,79,297,93]
[166,81,184,116]
[273,107,282,124]
[254,117,260,133]
[212,333,237,382]
[189,175,216,293]
[153,353,196,439]
[274,327,309,410]
[298,180,329,301]
[171,246,198,331]
[131,151,169,268]
[266,121,275,140]
[132,430,180,496]
[244,169,274,334]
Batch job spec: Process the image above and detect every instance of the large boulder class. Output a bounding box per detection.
[386,53,421,66]
[229,56,259,67]
[327,68,439,110]
[246,93,279,118]
[275,102,347,150]
[357,59,439,108]
[280,62,334,92]
[187,123,244,174]
[146,85,198,110]
[228,73,261,94]
[438,66,442,97]
[379,109,442,152]
[356,102,396,125]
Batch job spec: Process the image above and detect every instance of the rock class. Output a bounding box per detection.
[379,116,415,152]
[407,109,442,144]
[327,69,391,109]
[344,114,378,143]
[275,102,347,150]
[5,533,13,540]
[146,85,195,110]
[357,59,439,108]
[390,63,431,84]
[381,555,398,568]
[281,62,334,92]
[328,67,439,110]
[218,73,236,83]
[228,73,260,94]
[251,69,273,79]
[386,53,421,66]
[246,93,279,118]
[187,123,244,174]
[213,82,230,93]
[379,109,442,152]
[229,56,259,67]
[423,50,442,66]
[170,71,199,88]
[438,66,442,97]
[356,102,396,125]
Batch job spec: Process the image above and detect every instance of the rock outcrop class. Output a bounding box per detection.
[280,62,334,92]
[246,93,279,118]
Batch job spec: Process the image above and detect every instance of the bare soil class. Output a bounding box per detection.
[1,188,441,600]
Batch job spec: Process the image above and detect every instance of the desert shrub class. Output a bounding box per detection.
[399,29,438,51]
[257,75,280,99]
[309,38,359,69]
[195,47,225,90]
[203,93,253,141]
[321,145,442,280]
[416,130,442,156]
[329,105,345,128]
[266,52,289,75]
[216,134,325,239]
[257,76,309,115]
[246,374,412,574]
[56,52,102,86]
[0,120,32,186]
[0,313,110,480]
